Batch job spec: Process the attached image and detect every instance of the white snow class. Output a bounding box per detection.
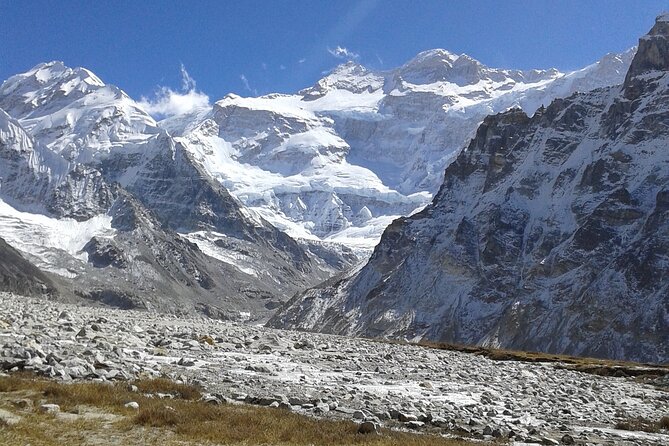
[181,231,259,277]
[163,48,634,250]
[0,198,114,273]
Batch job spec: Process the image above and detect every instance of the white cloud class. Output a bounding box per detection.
[179,63,197,91]
[327,45,359,60]
[138,64,209,118]
[298,58,306,64]
[240,74,258,95]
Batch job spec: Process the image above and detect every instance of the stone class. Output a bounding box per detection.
[11,399,32,410]
[177,357,196,367]
[560,434,575,445]
[245,364,271,373]
[124,401,139,410]
[203,396,222,405]
[0,408,21,425]
[315,402,330,413]
[398,412,418,422]
[0,294,667,446]
[357,421,379,434]
[39,404,60,414]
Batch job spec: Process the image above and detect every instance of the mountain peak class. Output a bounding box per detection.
[655,11,669,23]
[0,61,108,119]
[623,13,669,93]
[300,61,383,99]
[410,49,460,64]
[395,49,489,85]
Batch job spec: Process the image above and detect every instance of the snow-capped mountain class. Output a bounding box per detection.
[0,62,356,319]
[0,33,638,324]
[162,48,635,251]
[269,15,669,363]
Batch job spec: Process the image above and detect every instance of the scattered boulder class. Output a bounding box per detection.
[357,421,379,434]
[39,404,60,414]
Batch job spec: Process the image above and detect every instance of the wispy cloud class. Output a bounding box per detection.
[139,64,209,118]
[327,45,359,60]
[240,74,258,95]
[298,58,306,64]
[179,63,197,91]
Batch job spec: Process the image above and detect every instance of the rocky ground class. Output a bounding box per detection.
[0,293,667,446]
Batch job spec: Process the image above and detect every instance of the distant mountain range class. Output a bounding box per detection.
[2,15,666,362]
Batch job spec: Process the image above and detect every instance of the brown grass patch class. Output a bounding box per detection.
[615,416,669,433]
[42,381,126,410]
[130,377,201,400]
[660,416,669,430]
[390,339,669,379]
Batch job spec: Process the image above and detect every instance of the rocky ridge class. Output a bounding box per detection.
[1,293,667,445]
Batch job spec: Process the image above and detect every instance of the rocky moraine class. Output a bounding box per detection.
[1,293,667,446]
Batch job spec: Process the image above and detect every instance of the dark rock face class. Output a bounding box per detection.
[47,164,115,221]
[82,237,127,269]
[0,109,53,209]
[62,190,293,318]
[270,17,669,363]
[0,237,57,297]
[624,14,669,87]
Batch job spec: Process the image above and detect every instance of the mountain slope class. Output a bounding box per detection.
[163,49,635,250]
[269,15,669,363]
[0,236,58,297]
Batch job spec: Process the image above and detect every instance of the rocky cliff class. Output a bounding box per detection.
[269,15,669,363]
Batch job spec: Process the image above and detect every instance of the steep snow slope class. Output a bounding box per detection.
[269,16,669,363]
[164,50,634,250]
[0,197,114,276]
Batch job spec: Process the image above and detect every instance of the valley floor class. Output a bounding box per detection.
[0,293,667,445]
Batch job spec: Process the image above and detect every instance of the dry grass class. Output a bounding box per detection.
[614,416,669,433]
[392,339,669,379]
[661,416,669,430]
[0,373,488,446]
[1,415,108,446]
[130,376,202,400]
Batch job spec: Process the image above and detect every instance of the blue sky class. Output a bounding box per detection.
[1,0,667,113]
